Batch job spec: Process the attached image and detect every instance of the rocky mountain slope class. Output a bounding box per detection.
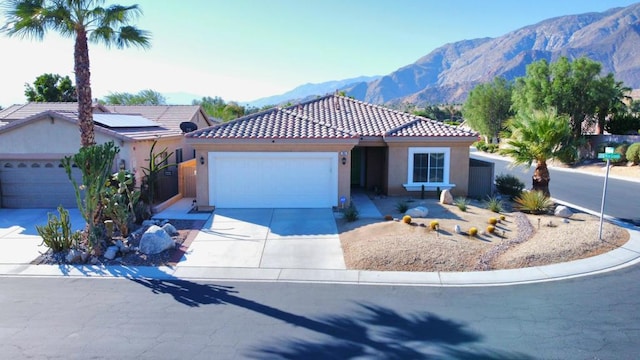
[349,3,640,105]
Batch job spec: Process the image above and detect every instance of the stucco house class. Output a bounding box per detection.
[0,102,213,208]
[186,94,478,209]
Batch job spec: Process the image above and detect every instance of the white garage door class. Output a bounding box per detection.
[0,161,81,208]
[209,152,338,208]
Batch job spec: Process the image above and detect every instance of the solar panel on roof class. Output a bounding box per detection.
[93,113,158,128]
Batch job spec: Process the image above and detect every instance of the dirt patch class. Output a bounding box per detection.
[338,197,630,272]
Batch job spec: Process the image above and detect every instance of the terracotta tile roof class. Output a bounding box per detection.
[188,95,477,141]
[0,103,211,140]
[188,107,357,140]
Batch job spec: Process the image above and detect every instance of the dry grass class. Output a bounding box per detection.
[338,197,629,272]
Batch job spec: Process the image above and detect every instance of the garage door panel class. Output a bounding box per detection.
[209,152,337,208]
[1,165,81,208]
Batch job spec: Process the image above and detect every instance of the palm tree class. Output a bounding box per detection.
[2,0,150,147]
[500,108,573,197]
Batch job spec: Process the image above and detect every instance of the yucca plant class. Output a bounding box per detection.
[454,197,470,212]
[485,196,503,213]
[514,190,554,215]
[395,201,409,213]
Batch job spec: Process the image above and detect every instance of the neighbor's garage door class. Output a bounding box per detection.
[0,161,81,208]
[209,152,338,208]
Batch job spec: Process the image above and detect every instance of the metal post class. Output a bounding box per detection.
[598,159,611,240]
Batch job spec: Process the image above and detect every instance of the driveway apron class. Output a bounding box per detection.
[180,208,346,269]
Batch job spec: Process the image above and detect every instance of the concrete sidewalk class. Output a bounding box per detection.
[1,197,640,286]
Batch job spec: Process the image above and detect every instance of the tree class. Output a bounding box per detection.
[593,74,631,134]
[25,73,77,102]
[512,57,628,137]
[103,89,166,105]
[193,96,248,122]
[462,77,512,142]
[499,108,573,197]
[2,0,150,147]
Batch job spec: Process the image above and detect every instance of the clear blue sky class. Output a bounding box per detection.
[0,0,637,107]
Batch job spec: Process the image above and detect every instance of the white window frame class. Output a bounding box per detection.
[403,147,455,191]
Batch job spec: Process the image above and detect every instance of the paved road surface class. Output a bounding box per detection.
[2,267,639,359]
[472,152,640,224]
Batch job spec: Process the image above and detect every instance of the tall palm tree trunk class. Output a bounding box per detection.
[74,28,96,147]
[532,160,551,197]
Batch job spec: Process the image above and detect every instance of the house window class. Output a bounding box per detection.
[406,147,451,188]
[175,148,183,164]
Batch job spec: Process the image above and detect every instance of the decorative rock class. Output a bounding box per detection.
[104,246,119,260]
[554,205,573,218]
[142,220,158,227]
[440,189,454,205]
[405,206,429,218]
[80,251,89,263]
[563,218,570,224]
[454,224,462,234]
[162,223,179,236]
[139,225,176,255]
[65,249,83,263]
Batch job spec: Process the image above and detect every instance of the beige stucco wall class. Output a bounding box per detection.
[386,141,472,197]
[0,116,188,189]
[190,142,356,207]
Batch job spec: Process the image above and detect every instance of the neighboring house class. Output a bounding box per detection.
[186,94,478,209]
[0,103,214,208]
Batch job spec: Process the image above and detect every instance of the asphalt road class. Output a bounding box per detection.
[1,268,639,359]
[471,152,640,224]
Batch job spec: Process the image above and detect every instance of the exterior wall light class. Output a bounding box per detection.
[341,156,347,165]
[200,156,205,165]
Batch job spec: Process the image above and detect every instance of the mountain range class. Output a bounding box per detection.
[248,3,640,107]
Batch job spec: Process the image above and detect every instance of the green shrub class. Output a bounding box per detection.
[474,140,488,152]
[343,204,359,222]
[484,195,503,213]
[514,190,554,215]
[395,200,409,213]
[605,112,640,135]
[402,215,412,224]
[495,174,525,200]
[612,143,629,165]
[454,197,470,212]
[626,142,640,165]
[36,206,81,252]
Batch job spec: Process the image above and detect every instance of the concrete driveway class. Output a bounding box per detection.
[0,208,85,264]
[179,208,346,269]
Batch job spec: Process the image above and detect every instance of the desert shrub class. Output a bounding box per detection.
[454,197,470,211]
[402,215,412,224]
[487,225,496,233]
[468,227,478,236]
[343,204,359,222]
[429,220,439,230]
[626,142,640,165]
[474,140,488,152]
[395,201,409,213]
[612,143,629,165]
[36,206,81,252]
[488,217,498,225]
[514,190,554,214]
[485,196,503,213]
[384,214,393,221]
[495,174,525,200]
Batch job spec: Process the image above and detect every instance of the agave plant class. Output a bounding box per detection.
[514,190,553,215]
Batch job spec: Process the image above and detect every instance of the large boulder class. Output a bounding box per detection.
[405,206,429,218]
[139,225,176,255]
[162,223,178,236]
[554,205,573,218]
[440,189,454,205]
[104,245,119,260]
